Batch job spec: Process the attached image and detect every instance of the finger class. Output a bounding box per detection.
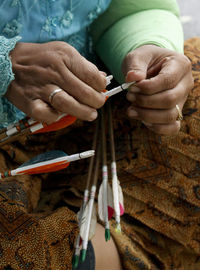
[137,55,191,95]
[50,66,106,109]
[126,80,189,109]
[122,48,153,82]
[48,89,98,121]
[100,71,107,76]
[28,99,62,124]
[143,121,181,135]
[127,105,182,124]
[64,50,107,91]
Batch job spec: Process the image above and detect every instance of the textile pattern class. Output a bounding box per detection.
[0,38,200,269]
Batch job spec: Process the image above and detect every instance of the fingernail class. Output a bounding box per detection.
[129,86,140,93]
[100,71,107,76]
[89,111,98,121]
[126,92,136,102]
[129,108,138,117]
[142,121,152,127]
[101,74,107,85]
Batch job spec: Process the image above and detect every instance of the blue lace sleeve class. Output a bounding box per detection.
[0,36,21,96]
[0,35,25,128]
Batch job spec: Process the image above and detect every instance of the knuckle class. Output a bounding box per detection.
[189,75,194,90]
[80,88,105,109]
[141,88,154,95]
[55,96,67,109]
[164,92,177,107]
[162,73,176,89]
[78,87,91,101]
[55,42,78,65]
[87,62,99,76]
[122,51,139,73]
[124,51,134,63]
[126,92,136,102]
[136,95,147,107]
[151,123,180,135]
[166,109,176,123]
[86,64,100,83]
[51,92,66,108]
[56,41,74,53]
[95,94,105,108]
[31,104,45,120]
[127,108,133,118]
[151,125,165,135]
[84,61,106,90]
[182,55,192,70]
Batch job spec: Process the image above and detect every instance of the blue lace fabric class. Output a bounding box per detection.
[0,35,25,126]
[0,0,111,127]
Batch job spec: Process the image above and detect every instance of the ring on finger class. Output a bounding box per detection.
[49,89,63,104]
[175,104,183,121]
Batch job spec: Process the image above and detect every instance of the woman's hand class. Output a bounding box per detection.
[6,41,106,124]
[122,45,194,135]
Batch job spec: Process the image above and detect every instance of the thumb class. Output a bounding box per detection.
[122,48,152,82]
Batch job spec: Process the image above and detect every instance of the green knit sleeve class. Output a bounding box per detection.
[91,0,184,83]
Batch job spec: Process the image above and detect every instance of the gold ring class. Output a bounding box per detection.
[176,104,183,121]
[49,89,63,104]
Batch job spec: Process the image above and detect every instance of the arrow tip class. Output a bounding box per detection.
[80,249,87,262]
[79,150,95,159]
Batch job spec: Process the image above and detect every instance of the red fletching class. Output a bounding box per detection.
[18,160,70,175]
[120,203,124,216]
[108,206,114,220]
[33,115,76,134]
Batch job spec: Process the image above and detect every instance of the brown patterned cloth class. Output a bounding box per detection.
[0,38,200,269]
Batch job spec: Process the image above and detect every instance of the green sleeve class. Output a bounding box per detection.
[91,0,184,83]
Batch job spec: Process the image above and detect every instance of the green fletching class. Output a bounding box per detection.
[72,254,79,269]
[80,249,87,262]
[105,228,110,241]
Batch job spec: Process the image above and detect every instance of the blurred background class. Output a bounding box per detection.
[178,0,200,39]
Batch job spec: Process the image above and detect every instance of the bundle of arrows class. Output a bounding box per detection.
[72,103,124,268]
[0,75,129,267]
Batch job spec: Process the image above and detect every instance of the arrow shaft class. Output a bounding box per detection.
[82,185,96,250]
[102,165,109,223]
[103,81,135,98]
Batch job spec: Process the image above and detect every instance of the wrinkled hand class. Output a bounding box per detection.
[122,45,194,135]
[6,42,106,124]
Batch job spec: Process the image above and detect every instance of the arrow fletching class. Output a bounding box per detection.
[0,150,94,179]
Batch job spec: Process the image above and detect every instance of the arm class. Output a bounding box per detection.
[91,0,183,82]
[91,0,194,136]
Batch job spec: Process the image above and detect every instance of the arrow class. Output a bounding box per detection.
[72,120,99,268]
[0,150,94,179]
[80,138,101,263]
[98,108,112,241]
[108,102,124,232]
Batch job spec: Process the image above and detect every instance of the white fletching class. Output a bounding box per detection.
[80,203,96,241]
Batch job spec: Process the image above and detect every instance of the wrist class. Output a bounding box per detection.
[0,36,21,96]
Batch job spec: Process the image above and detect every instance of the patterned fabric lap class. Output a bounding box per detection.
[0,38,200,269]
